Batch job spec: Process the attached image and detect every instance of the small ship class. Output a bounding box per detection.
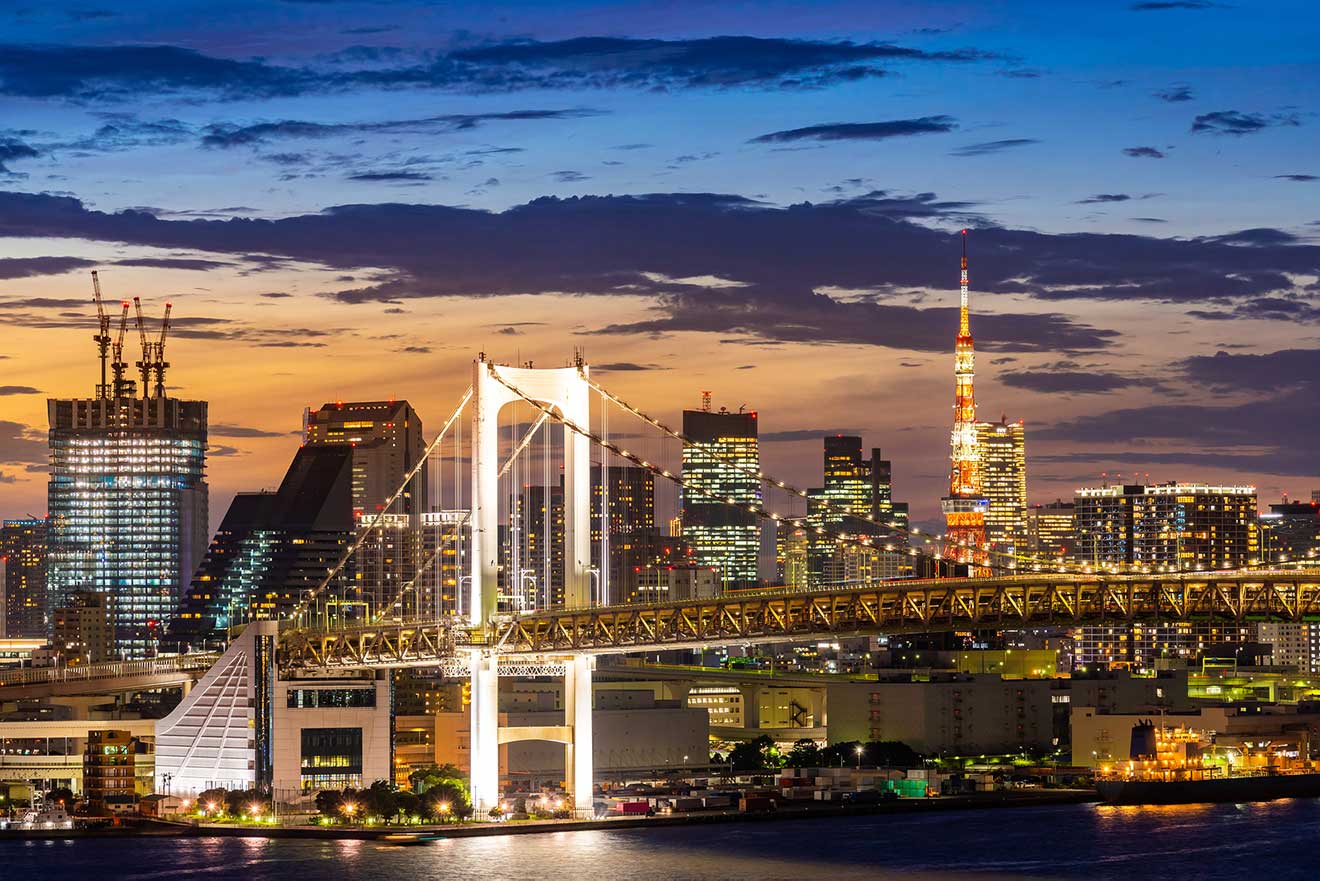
[1095,719,1320,805]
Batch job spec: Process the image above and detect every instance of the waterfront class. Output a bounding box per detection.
[8,800,1320,881]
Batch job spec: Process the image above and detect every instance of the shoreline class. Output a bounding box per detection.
[0,790,1099,842]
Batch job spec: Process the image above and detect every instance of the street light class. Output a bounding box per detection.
[855,744,865,769]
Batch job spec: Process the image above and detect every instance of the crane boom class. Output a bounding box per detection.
[111,301,132,397]
[132,296,151,398]
[151,302,173,398]
[91,271,111,399]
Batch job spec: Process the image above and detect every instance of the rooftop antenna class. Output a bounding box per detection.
[91,271,111,399]
[701,390,712,412]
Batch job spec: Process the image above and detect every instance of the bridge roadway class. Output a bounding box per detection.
[0,652,219,699]
[279,568,1320,669]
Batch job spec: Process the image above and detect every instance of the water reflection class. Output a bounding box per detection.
[6,800,1320,881]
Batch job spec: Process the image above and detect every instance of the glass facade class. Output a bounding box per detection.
[0,518,47,637]
[976,419,1027,556]
[47,396,208,659]
[300,727,364,790]
[681,408,761,590]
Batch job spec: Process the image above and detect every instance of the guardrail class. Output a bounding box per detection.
[0,653,220,689]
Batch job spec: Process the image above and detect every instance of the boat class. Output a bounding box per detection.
[1095,719,1320,805]
[1097,772,1320,805]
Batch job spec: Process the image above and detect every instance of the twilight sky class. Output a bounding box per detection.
[0,0,1317,530]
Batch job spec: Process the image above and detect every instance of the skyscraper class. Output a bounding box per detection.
[303,400,427,519]
[976,418,1027,557]
[681,400,761,590]
[1259,499,1320,563]
[801,436,909,584]
[1026,500,1075,561]
[0,517,47,638]
[48,390,208,659]
[941,231,989,568]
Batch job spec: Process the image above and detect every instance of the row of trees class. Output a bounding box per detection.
[716,737,921,771]
[314,765,474,823]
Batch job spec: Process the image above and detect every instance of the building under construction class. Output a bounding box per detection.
[46,272,208,659]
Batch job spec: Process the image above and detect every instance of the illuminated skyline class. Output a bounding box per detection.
[0,0,1318,531]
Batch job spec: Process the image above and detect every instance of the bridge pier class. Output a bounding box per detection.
[469,652,500,814]
[564,654,594,814]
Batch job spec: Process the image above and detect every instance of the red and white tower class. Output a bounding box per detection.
[941,230,989,570]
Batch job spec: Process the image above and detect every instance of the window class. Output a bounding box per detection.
[287,688,376,709]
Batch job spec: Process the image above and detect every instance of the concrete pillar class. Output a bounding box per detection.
[738,684,761,730]
[563,655,594,815]
[469,653,500,812]
[180,678,192,699]
[470,359,501,628]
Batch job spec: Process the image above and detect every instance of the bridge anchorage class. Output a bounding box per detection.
[21,352,1319,815]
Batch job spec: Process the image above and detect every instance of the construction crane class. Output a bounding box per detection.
[132,296,151,397]
[132,296,173,398]
[152,301,172,399]
[91,271,112,399]
[110,300,134,398]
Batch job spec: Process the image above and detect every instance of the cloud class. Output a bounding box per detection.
[398,345,431,353]
[210,423,285,438]
[0,187,1315,349]
[0,137,40,174]
[347,171,433,182]
[1076,194,1132,204]
[1130,1,1223,8]
[1275,174,1317,182]
[1191,110,1300,136]
[0,256,95,279]
[0,420,47,465]
[0,385,41,395]
[551,170,589,183]
[0,37,1002,104]
[760,428,863,442]
[1122,146,1165,158]
[444,36,1001,90]
[594,362,669,371]
[1153,84,1194,102]
[750,115,957,144]
[113,257,231,270]
[1187,298,1320,323]
[201,110,599,148]
[1039,348,1320,475]
[998,370,1140,394]
[950,138,1039,156]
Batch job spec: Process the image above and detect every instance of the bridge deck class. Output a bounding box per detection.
[279,569,1320,668]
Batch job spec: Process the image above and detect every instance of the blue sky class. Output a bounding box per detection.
[0,0,1317,525]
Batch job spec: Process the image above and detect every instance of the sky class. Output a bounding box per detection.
[0,0,1317,531]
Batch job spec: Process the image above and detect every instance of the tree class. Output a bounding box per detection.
[315,789,344,818]
[361,780,398,821]
[394,791,419,822]
[196,788,229,816]
[728,735,783,771]
[867,740,921,768]
[785,738,822,768]
[409,763,466,795]
[820,740,861,768]
[421,780,472,821]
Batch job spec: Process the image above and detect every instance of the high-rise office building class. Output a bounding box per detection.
[173,400,430,644]
[52,590,115,664]
[513,465,665,608]
[0,517,47,638]
[976,418,1027,556]
[303,400,427,519]
[681,402,761,590]
[1026,500,1075,561]
[48,390,208,659]
[801,436,910,585]
[1074,483,1258,570]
